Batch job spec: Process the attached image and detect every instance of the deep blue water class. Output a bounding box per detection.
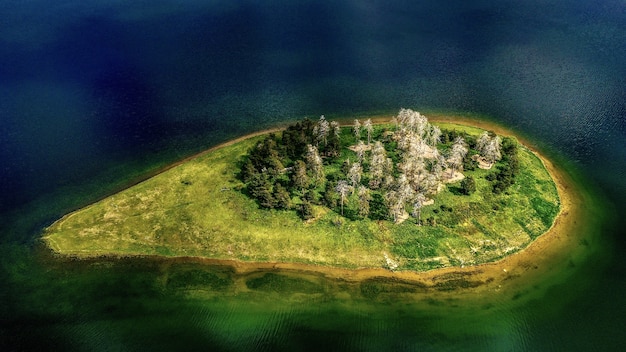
[1,0,625,350]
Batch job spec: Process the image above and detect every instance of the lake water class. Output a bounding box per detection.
[1,0,625,350]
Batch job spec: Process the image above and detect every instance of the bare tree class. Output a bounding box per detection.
[476,131,490,153]
[428,125,442,147]
[347,162,363,190]
[448,137,468,177]
[385,190,404,223]
[314,115,330,146]
[356,140,366,163]
[336,180,352,216]
[353,119,361,140]
[363,118,373,145]
[369,141,387,189]
[477,132,502,164]
[357,185,371,218]
[411,193,426,225]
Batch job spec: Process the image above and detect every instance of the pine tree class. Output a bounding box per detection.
[292,160,309,192]
[305,144,324,183]
[273,184,291,209]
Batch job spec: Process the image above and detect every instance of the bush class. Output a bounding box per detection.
[460,176,476,195]
[300,201,314,220]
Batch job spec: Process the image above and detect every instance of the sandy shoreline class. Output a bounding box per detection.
[44,114,580,290]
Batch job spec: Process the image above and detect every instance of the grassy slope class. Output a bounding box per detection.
[43,122,559,271]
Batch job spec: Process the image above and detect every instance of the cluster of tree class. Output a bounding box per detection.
[486,137,519,193]
[239,109,514,223]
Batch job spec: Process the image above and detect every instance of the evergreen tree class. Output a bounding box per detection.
[460,176,476,195]
[292,160,309,192]
[300,200,314,220]
[305,144,324,183]
[273,184,291,209]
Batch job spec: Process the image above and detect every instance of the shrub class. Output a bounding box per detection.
[460,176,476,195]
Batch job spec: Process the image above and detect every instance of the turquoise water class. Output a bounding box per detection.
[1,1,625,350]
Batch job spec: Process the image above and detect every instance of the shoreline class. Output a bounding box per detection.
[43,115,578,290]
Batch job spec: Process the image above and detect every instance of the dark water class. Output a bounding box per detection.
[1,0,625,350]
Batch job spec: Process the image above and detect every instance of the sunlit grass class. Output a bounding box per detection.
[44,122,560,271]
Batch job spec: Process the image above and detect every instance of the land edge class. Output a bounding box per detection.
[43,114,575,290]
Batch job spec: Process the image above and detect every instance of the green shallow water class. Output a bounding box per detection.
[3,164,610,350]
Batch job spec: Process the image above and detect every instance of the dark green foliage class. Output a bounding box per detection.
[531,197,559,227]
[488,137,520,194]
[273,184,291,209]
[291,160,309,191]
[246,273,323,293]
[369,193,388,220]
[281,118,315,159]
[324,181,338,208]
[325,132,341,158]
[463,153,477,171]
[460,176,476,195]
[300,200,314,220]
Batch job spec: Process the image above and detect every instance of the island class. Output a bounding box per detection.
[43,110,563,283]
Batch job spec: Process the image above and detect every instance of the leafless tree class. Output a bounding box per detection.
[336,180,352,216]
[353,119,361,140]
[363,118,373,145]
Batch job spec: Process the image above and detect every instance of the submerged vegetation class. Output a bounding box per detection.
[43,110,560,272]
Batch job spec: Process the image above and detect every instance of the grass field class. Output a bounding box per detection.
[43,122,560,272]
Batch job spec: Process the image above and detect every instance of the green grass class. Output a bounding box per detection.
[43,122,560,272]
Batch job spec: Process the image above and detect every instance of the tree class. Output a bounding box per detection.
[411,193,426,225]
[357,185,371,218]
[292,160,309,192]
[347,162,363,190]
[313,115,330,147]
[476,131,490,153]
[484,136,502,163]
[385,190,405,223]
[369,193,388,220]
[326,120,341,157]
[355,140,366,163]
[363,118,373,145]
[369,141,387,189]
[448,137,468,177]
[305,144,324,182]
[248,172,273,208]
[460,176,476,195]
[335,180,352,216]
[353,119,361,141]
[428,125,442,147]
[477,132,502,164]
[324,181,338,208]
[273,184,291,209]
[330,120,341,138]
[300,200,314,220]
